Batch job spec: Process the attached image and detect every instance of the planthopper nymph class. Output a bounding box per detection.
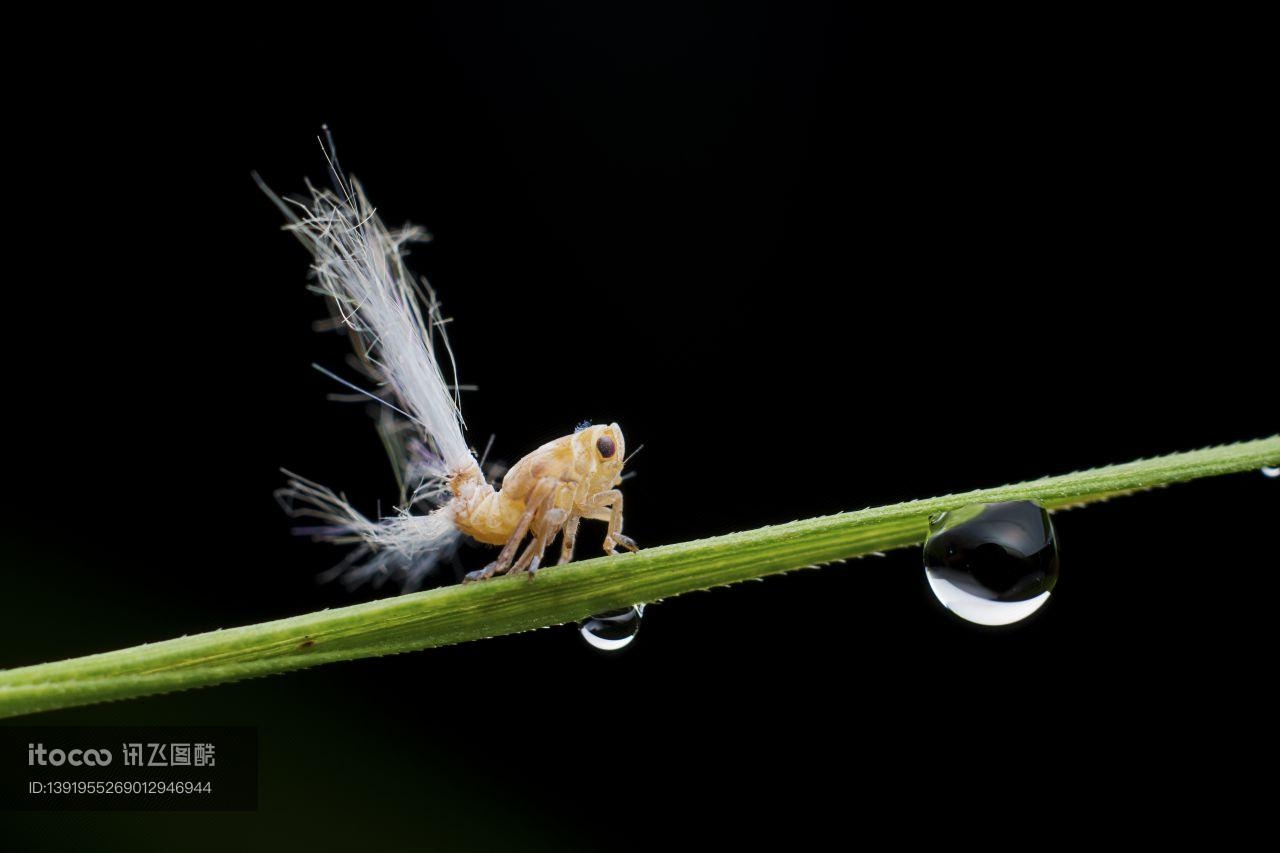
[258,135,638,588]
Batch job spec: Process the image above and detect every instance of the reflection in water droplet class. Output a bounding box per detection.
[579,605,644,651]
[1262,466,1280,479]
[923,501,1059,626]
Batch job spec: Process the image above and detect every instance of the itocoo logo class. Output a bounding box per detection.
[28,743,113,766]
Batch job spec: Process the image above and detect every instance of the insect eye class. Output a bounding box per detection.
[596,435,616,459]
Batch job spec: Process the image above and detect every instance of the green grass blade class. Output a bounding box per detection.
[2,436,1276,719]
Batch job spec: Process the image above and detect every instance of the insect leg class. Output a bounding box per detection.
[463,479,555,582]
[510,499,567,577]
[557,513,581,565]
[585,489,638,554]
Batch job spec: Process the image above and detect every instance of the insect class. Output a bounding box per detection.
[258,136,638,588]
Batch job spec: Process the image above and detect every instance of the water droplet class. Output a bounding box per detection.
[1262,466,1280,479]
[579,605,644,651]
[923,501,1058,626]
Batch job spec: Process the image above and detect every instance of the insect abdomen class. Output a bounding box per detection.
[452,487,524,545]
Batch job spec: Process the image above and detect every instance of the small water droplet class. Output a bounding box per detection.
[1262,466,1280,479]
[579,605,644,651]
[924,501,1058,626]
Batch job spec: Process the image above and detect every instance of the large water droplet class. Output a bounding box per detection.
[924,501,1059,626]
[579,605,644,651]
[1262,466,1280,479]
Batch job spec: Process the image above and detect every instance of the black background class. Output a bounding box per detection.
[3,4,1275,846]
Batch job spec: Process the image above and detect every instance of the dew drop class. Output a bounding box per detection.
[923,501,1059,626]
[579,605,644,651]
[1262,466,1280,479]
